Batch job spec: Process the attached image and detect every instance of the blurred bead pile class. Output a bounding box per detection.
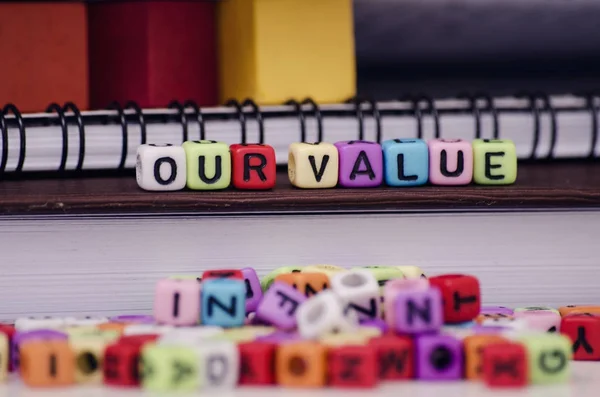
[1,264,597,391]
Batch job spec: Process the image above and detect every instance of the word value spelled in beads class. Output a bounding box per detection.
[4,264,594,391]
[136,138,517,191]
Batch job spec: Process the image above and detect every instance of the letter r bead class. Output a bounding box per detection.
[230,144,277,190]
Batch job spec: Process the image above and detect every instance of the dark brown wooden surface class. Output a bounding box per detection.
[1,162,600,215]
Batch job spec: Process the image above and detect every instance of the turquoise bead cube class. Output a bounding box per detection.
[201,279,246,327]
[382,139,429,186]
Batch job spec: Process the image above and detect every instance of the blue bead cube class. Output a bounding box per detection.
[201,279,246,327]
[382,139,429,186]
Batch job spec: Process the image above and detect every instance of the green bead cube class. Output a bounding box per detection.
[182,140,231,190]
[472,139,517,185]
[518,333,571,384]
[260,266,305,291]
[353,266,405,291]
[140,344,199,392]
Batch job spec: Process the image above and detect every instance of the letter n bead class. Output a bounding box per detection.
[230,144,277,189]
[415,334,463,380]
[382,139,429,186]
[201,279,246,327]
[328,345,378,388]
[136,144,187,191]
[482,342,527,387]
[560,314,600,360]
[288,142,339,188]
[334,140,383,187]
[182,140,231,190]
[429,274,481,323]
[393,284,443,334]
[255,281,307,330]
[153,278,201,326]
[472,139,517,185]
[428,139,473,185]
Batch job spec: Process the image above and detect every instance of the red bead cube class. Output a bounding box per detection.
[328,345,378,388]
[104,342,150,387]
[369,335,413,380]
[230,144,277,190]
[0,323,15,372]
[238,341,276,385]
[429,274,481,323]
[118,334,160,346]
[560,314,600,360]
[202,269,244,280]
[482,342,527,388]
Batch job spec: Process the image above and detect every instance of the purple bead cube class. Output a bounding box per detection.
[334,140,383,187]
[415,333,463,380]
[241,267,263,313]
[394,287,443,334]
[480,306,513,316]
[255,331,303,343]
[12,329,67,370]
[359,318,389,333]
[255,281,307,330]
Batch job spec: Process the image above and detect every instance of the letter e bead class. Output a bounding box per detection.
[472,139,517,185]
[136,144,187,191]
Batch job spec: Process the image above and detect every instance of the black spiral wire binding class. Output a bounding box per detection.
[518,93,558,160]
[0,109,7,175]
[168,101,188,142]
[241,98,265,144]
[182,100,206,141]
[1,104,26,173]
[45,103,69,172]
[107,102,129,170]
[124,101,146,145]
[61,102,85,171]
[346,97,366,141]
[225,99,247,144]
[458,93,500,140]
[419,95,441,139]
[285,99,306,143]
[399,95,424,139]
[585,93,599,159]
[368,99,383,143]
[301,98,323,142]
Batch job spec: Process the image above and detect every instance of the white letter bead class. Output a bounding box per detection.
[123,324,175,336]
[296,290,358,339]
[158,326,224,345]
[330,269,381,321]
[136,144,187,191]
[63,317,109,327]
[195,340,239,389]
[14,317,65,331]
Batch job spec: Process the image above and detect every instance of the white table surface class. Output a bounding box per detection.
[0,361,596,397]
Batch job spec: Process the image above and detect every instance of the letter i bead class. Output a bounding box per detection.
[334,140,383,187]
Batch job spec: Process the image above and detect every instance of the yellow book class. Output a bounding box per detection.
[218,0,356,104]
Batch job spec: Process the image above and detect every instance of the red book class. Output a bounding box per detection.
[88,1,218,109]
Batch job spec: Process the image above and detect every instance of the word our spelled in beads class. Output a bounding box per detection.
[5,264,596,392]
[135,138,518,191]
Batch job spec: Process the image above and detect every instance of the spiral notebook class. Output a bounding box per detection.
[1,93,599,175]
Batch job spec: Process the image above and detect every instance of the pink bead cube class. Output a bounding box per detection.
[393,287,443,334]
[514,310,561,332]
[153,278,201,326]
[255,281,307,330]
[428,139,473,185]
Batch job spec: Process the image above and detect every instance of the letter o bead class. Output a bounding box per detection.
[288,142,339,188]
[153,279,201,326]
[136,144,187,191]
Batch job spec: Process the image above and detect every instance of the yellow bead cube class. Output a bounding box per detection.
[301,264,346,278]
[319,332,368,347]
[70,338,107,384]
[217,0,356,104]
[0,333,7,381]
[395,265,426,279]
[288,143,339,189]
[472,139,517,185]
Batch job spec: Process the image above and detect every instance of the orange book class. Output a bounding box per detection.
[0,2,89,112]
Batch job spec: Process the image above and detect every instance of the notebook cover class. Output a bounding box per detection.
[0,162,598,215]
[88,0,218,109]
[0,2,89,113]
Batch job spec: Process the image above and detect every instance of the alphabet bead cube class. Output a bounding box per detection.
[196,340,239,388]
[328,345,378,388]
[238,341,276,385]
[302,264,347,277]
[331,270,381,321]
[136,144,187,191]
[202,269,244,280]
[288,142,339,188]
[276,342,327,387]
[560,314,600,360]
[382,139,429,186]
[20,340,75,387]
[558,305,600,316]
[0,333,8,381]
[230,144,277,190]
[275,272,330,298]
[153,278,201,326]
[369,335,414,380]
[472,139,517,185]
[140,344,199,392]
[464,334,506,380]
[415,334,463,380]
[393,286,443,334]
[13,329,68,371]
[514,306,559,314]
[395,265,427,279]
[0,324,15,372]
[354,265,405,292]
[334,140,383,187]
[429,274,481,323]
[297,290,359,339]
[384,278,430,327]
[14,316,65,331]
[182,140,231,190]
[104,342,146,386]
[261,266,305,291]
[514,310,561,332]
[482,342,527,387]
[517,333,571,384]
[241,267,263,313]
[319,332,369,347]
[201,279,246,328]
[255,281,307,330]
[428,139,473,185]
[70,338,106,383]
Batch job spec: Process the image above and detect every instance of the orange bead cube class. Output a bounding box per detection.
[558,306,600,317]
[276,342,327,387]
[275,272,330,298]
[464,334,506,380]
[20,340,75,387]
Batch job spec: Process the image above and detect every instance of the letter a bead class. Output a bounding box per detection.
[288,142,339,188]
[517,333,571,384]
[201,279,246,328]
[560,314,600,360]
[255,282,307,330]
[153,278,201,326]
[382,139,429,186]
[428,139,473,185]
[230,144,277,189]
[429,274,481,323]
[472,139,517,185]
[182,140,231,190]
[482,342,527,387]
[136,144,187,191]
[334,140,383,187]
